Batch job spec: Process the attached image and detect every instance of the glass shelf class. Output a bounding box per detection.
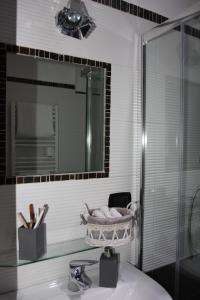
[0,238,99,267]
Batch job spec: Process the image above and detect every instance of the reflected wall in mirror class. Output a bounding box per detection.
[0,43,111,184]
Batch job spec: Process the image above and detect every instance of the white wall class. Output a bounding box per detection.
[0,0,155,293]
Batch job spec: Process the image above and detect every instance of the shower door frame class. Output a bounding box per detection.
[140,11,200,299]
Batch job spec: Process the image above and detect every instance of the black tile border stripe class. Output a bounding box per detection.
[185,24,200,39]
[91,0,169,24]
[7,76,75,90]
[92,0,200,40]
[0,42,110,184]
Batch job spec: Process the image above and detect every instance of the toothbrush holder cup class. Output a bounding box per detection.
[18,223,47,261]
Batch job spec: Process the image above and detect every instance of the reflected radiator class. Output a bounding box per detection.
[11,102,58,176]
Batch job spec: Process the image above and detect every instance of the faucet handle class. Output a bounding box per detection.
[69,260,98,268]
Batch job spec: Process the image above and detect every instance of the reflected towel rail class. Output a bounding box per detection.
[11,102,58,176]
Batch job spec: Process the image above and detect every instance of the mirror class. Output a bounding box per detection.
[4,50,108,178]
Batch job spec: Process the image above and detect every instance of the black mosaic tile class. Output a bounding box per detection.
[81,58,87,65]
[95,61,100,67]
[74,57,82,64]
[111,0,121,10]
[39,50,45,58]
[106,64,111,72]
[105,153,110,161]
[105,118,110,126]
[106,90,111,96]
[89,173,96,179]
[24,176,34,183]
[129,3,134,15]
[41,176,47,182]
[133,5,138,16]
[121,0,129,12]
[50,52,59,60]
[87,59,93,66]
[30,48,36,56]
[34,176,41,183]
[64,55,71,62]
[152,12,157,23]
[105,161,110,168]
[83,174,88,179]
[105,167,109,173]
[105,136,110,144]
[62,174,69,180]
[138,7,144,18]
[106,103,110,111]
[157,14,162,24]
[143,9,149,20]
[50,175,55,181]
[106,77,111,85]
[19,46,29,55]
[105,146,110,155]
[45,51,49,58]
[59,54,64,61]
[104,0,110,6]
[17,177,24,184]
[105,112,110,119]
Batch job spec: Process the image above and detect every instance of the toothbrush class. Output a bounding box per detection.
[29,204,36,229]
[39,204,49,224]
[34,207,45,229]
[17,212,29,229]
[34,205,49,228]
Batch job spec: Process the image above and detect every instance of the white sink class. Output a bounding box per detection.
[81,263,172,300]
[0,263,172,300]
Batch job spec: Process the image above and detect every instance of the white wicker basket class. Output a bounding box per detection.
[85,208,134,247]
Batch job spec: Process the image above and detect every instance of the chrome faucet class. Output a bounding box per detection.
[68,260,98,293]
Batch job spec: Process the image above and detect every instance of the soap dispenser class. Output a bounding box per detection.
[99,246,120,288]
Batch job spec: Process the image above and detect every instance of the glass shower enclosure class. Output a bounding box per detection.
[142,10,200,300]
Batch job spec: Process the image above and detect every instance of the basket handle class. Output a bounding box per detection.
[126,201,139,213]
